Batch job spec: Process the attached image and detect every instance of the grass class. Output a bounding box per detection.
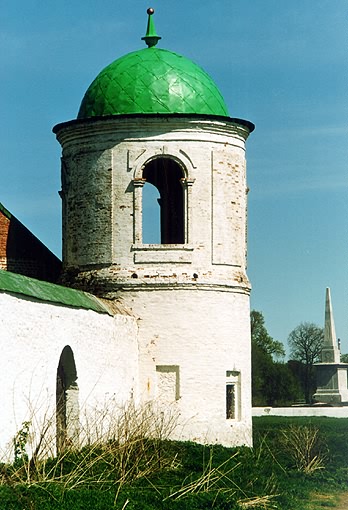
[0,416,347,509]
[253,417,348,509]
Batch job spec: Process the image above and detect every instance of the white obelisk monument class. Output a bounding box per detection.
[313,288,348,405]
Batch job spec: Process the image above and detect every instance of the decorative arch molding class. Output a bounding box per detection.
[56,345,79,453]
[131,146,196,181]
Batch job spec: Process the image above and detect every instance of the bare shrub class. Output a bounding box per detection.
[2,403,281,508]
[2,398,180,504]
[165,446,279,509]
[280,424,326,474]
[165,450,241,501]
[237,494,278,509]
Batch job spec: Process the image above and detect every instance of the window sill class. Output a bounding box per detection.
[132,244,193,264]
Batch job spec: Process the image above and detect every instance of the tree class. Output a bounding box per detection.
[341,353,348,363]
[250,310,285,359]
[263,362,302,406]
[251,341,274,406]
[288,322,324,404]
[251,311,301,406]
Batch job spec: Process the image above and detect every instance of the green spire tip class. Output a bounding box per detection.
[142,7,161,47]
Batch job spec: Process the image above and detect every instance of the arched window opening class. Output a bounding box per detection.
[56,345,79,453]
[143,158,185,244]
[142,182,160,244]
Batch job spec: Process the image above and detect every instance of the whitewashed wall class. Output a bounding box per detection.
[55,115,254,448]
[0,291,138,461]
[253,407,348,418]
[125,288,252,447]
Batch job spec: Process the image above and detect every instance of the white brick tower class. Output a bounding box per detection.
[54,9,254,446]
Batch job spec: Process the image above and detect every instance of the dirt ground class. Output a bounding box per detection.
[308,492,348,509]
[335,492,348,509]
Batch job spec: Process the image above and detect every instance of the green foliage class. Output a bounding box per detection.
[252,343,273,405]
[254,416,348,474]
[340,353,348,363]
[287,360,315,405]
[262,363,302,407]
[1,417,348,509]
[250,311,285,359]
[253,417,348,509]
[13,421,30,467]
[288,322,324,403]
[251,310,301,406]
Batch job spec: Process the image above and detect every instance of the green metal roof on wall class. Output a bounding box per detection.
[77,9,228,119]
[0,269,111,315]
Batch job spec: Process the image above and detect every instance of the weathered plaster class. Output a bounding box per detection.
[0,291,138,459]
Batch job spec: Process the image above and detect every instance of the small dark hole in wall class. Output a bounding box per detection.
[131,273,138,279]
[193,273,198,279]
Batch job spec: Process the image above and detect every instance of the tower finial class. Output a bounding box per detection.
[142,7,161,47]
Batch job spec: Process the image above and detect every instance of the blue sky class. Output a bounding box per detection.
[1,1,347,355]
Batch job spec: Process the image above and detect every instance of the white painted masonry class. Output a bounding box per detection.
[55,116,250,282]
[2,12,256,457]
[127,289,252,446]
[313,288,348,404]
[253,407,348,418]
[53,114,254,447]
[0,112,254,458]
[0,290,138,460]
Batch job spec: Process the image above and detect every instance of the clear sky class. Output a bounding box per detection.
[1,1,346,356]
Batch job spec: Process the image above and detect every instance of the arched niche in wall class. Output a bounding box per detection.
[143,157,185,244]
[56,345,79,453]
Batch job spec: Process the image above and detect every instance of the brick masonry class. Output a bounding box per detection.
[0,291,138,459]
[0,204,61,282]
[54,115,254,447]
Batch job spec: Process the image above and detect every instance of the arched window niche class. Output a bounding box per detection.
[56,345,79,453]
[142,157,185,245]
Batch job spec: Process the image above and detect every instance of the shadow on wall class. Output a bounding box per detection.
[56,345,79,454]
[5,212,61,283]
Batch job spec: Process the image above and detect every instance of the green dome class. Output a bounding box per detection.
[77,47,229,119]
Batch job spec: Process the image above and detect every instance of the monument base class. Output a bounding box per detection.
[313,363,348,405]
